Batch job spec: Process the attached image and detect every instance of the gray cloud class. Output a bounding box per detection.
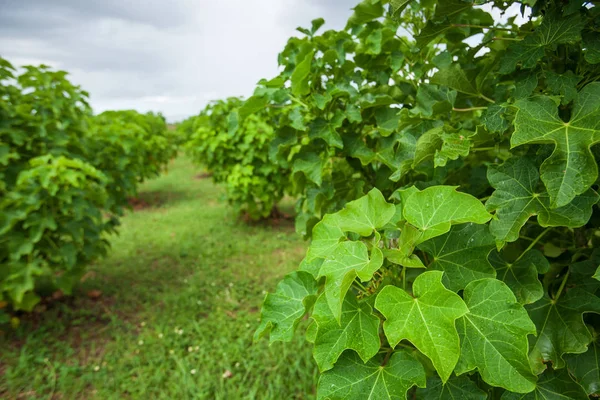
[0,0,353,121]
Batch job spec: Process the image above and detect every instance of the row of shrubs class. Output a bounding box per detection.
[0,59,178,312]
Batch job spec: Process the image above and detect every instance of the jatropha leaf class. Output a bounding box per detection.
[307,214,345,260]
[415,375,487,400]
[594,266,600,282]
[375,271,468,382]
[335,188,396,236]
[318,241,383,321]
[317,350,426,400]
[403,186,491,241]
[418,223,496,291]
[489,250,550,305]
[511,83,600,208]
[566,335,600,396]
[486,157,598,243]
[291,50,315,97]
[456,278,538,393]
[311,293,380,372]
[254,271,318,343]
[501,368,589,400]
[499,12,585,74]
[527,289,600,374]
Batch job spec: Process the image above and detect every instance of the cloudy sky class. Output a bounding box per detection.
[0,0,354,121]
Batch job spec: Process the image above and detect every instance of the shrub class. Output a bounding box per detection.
[256,0,600,398]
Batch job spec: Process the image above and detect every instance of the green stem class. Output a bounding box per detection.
[554,271,570,302]
[289,95,309,109]
[450,24,518,32]
[515,228,551,263]
[401,266,406,291]
[453,107,488,112]
[480,94,496,104]
[492,36,523,41]
[471,147,497,152]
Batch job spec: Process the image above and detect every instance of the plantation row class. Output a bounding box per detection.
[0,59,178,313]
[180,0,600,398]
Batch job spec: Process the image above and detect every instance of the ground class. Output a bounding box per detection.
[0,157,316,399]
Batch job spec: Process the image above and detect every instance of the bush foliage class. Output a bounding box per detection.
[0,59,176,311]
[253,0,600,398]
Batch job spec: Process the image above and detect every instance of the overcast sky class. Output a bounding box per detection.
[0,0,354,121]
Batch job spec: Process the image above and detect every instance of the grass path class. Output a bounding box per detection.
[0,157,316,399]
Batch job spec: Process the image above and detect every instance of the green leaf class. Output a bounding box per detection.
[594,266,600,282]
[415,375,487,400]
[318,241,383,321]
[545,71,581,105]
[375,271,469,382]
[311,293,380,372]
[431,64,480,97]
[309,117,344,149]
[254,271,318,343]
[347,0,385,27]
[456,278,537,393]
[391,0,412,15]
[317,350,426,400]
[293,152,324,186]
[583,32,600,64]
[499,13,585,74]
[489,250,550,305]
[335,188,396,236]
[514,72,539,100]
[486,157,598,243]
[404,186,491,240]
[418,223,496,291]
[482,104,509,133]
[527,289,600,374]
[566,337,599,396]
[291,50,315,97]
[238,95,268,120]
[501,368,588,400]
[512,83,600,207]
[307,214,345,261]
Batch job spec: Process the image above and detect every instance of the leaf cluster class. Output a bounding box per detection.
[254,0,600,398]
[0,59,178,311]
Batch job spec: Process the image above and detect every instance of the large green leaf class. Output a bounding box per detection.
[431,64,480,97]
[456,278,537,393]
[346,0,385,27]
[501,368,588,400]
[335,188,396,236]
[486,157,598,243]
[489,250,550,305]
[307,214,345,260]
[311,293,380,372]
[375,271,468,382]
[499,13,585,74]
[404,186,491,240]
[566,337,599,396]
[317,350,426,400]
[318,241,383,321]
[415,375,487,399]
[293,152,325,186]
[418,223,496,291]
[527,289,600,374]
[254,271,318,343]
[511,83,600,208]
[291,50,315,97]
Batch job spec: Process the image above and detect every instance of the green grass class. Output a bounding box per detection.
[0,157,316,399]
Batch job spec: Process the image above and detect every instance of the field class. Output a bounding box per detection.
[0,157,316,399]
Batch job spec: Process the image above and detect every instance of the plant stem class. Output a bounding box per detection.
[554,271,570,302]
[453,106,488,112]
[450,24,518,32]
[515,228,551,263]
[289,95,309,109]
[401,266,406,291]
